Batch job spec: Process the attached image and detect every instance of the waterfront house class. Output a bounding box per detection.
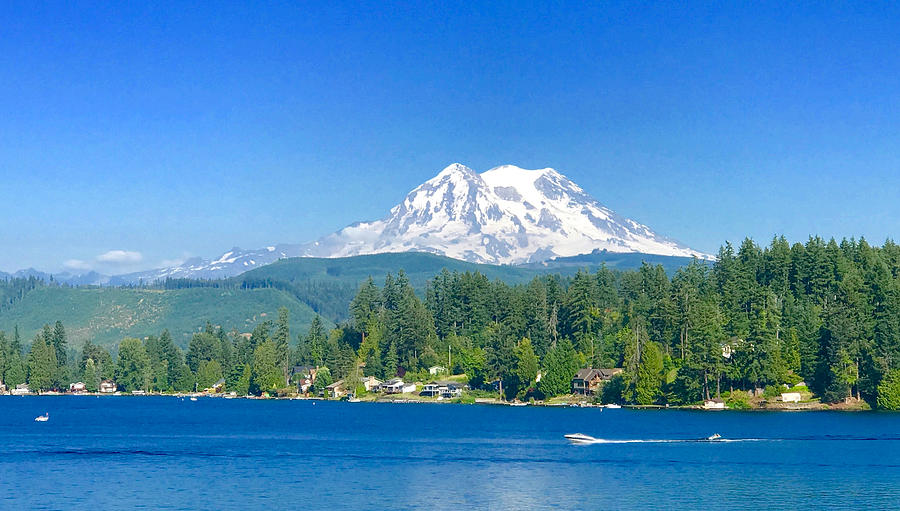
[703,398,726,410]
[428,366,447,376]
[440,383,462,399]
[781,392,802,403]
[0,381,6,394]
[421,383,441,397]
[571,368,623,395]
[382,378,416,394]
[99,380,117,393]
[325,380,346,398]
[69,382,87,393]
[361,375,382,392]
[11,383,30,395]
[292,366,318,393]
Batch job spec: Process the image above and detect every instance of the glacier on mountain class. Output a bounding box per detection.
[298,163,709,264]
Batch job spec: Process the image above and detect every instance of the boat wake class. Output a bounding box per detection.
[566,435,765,445]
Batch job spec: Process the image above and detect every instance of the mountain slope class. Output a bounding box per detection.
[0,286,327,349]
[299,163,709,265]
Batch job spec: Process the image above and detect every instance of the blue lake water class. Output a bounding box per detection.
[2,397,899,510]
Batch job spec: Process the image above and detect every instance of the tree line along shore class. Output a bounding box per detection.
[4,236,900,410]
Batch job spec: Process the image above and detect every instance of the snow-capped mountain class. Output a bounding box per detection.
[113,244,305,284]
[3,162,709,284]
[298,163,710,264]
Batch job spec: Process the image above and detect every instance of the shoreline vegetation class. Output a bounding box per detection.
[3,237,900,412]
[3,388,873,412]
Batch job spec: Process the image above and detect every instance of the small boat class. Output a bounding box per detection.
[604,403,622,409]
[509,402,528,407]
[706,433,722,441]
[34,413,49,422]
[565,433,598,444]
[190,397,198,402]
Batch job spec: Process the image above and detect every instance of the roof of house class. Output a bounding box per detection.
[325,380,345,390]
[574,368,623,381]
[384,378,404,386]
[573,368,601,381]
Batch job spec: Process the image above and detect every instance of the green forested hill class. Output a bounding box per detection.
[231,251,700,320]
[0,286,325,349]
[0,251,698,349]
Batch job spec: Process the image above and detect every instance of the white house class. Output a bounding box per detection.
[99,380,117,393]
[361,376,382,392]
[382,378,417,394]
[69,382,87,393]
[703,398,726,410]
[428,366,447,376]
[11,383,30,395]
[781,392,802,403]
[421,383,441,397]
[440,383,462,399]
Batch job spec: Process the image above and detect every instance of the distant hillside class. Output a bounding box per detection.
[0,286,326,350]
[0,251,700,348]
[230,251,702,321]
[525,250,707,275]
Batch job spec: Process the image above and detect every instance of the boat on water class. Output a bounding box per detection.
[705,433,722,441]
[564,433,598,444]
[34,413,49,422]
[604,403,622,409]
[190,397,198,401]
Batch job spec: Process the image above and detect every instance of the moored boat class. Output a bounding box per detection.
[34,413,49,422]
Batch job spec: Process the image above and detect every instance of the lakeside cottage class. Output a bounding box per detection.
[0,381,6,394]
[781,392,802,403]
[11,383,30,396]
[325,380,346,398]
[421,383,441,397]
[703,398,726,410]
[428,366,447,376]
[292,366,318,394]
[99,380,117,393]
[421,381,463,398]
[382,378,416,394]
[361,376,382,392]
[440,383,462,399]
[571,368,623,395]
[69,382,87,393]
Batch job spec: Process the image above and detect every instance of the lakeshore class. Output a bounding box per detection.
[3,386,874,411]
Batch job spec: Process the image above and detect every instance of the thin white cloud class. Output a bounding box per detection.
[96,250,143,264]
[63,259,92,271]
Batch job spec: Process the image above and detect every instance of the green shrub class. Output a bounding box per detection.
[877,370,900,410]
[763,384,783,399]
[600,374,625,404]
[727,390,752,410]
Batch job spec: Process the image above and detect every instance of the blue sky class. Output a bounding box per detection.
[1,2,899,273]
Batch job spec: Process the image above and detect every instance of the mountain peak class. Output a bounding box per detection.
[300,162,711,264]
[436,163,477,178]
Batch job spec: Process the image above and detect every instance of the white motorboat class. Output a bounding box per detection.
[604,404,622,409]
[706,433,722,441]
[564,433,598,444]
[190,397,198,401]
[34,413,49,422]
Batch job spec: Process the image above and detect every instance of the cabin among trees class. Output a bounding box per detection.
[572,368,623,395]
